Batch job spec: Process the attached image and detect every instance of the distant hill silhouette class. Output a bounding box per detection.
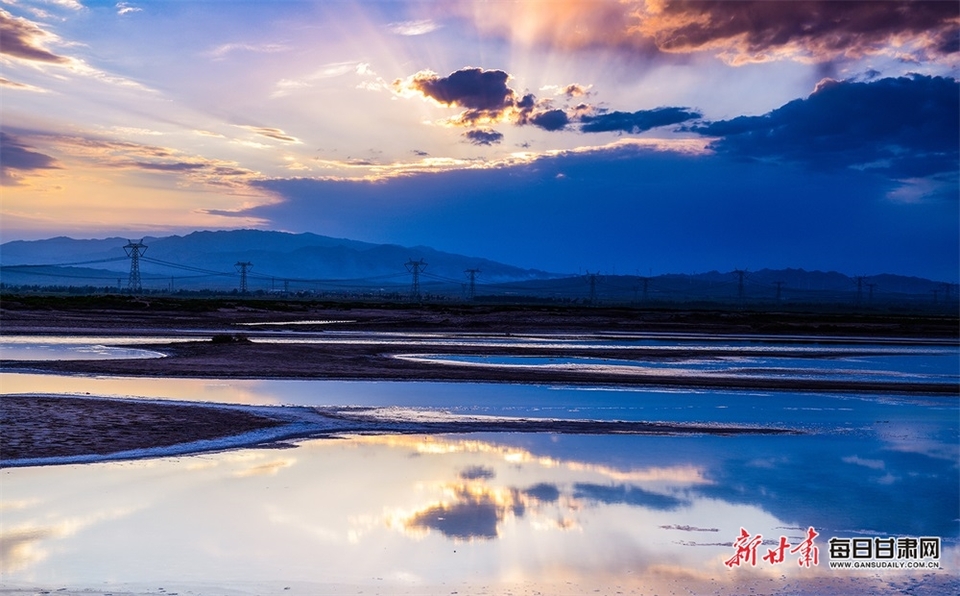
[0,230,555,291]
[0,230,954,306]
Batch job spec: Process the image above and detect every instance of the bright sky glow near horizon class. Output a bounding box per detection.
[1,1,958,280]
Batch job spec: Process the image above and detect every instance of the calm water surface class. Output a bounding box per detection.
[1,334,957,594]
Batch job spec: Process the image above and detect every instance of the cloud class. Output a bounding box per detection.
[0,9,152,91]
[246,138,956,281]
[207,42,290,60]
[0,77,47,92]
[116,2,141,15]
[272,61,367,97]
[49,0,84,10]
[0,132,60,184]
[401,67,517,123]
[398,68,573,130]
[639,0,960,65]
[399,67,700,136]
[237,125,302,144]
[581,107,701,133]
[448,0,959,65]
[694,74,959,179]
[526,109,570,131]
[388,19,439,36]
[0,9,69,64]
[17,132,265,192]
[463,129,503,146]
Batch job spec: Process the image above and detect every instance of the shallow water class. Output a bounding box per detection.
[0,335,194,361]
[2,430,957,593]
[398,350,960,384]
[1,334,958,593]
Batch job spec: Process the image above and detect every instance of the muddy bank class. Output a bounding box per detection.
[0,395,797,467]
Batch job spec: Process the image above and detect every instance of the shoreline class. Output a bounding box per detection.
[0,394,799,468]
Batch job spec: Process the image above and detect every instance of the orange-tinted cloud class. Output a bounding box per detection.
[399,67,702,136]
[0,132,60,185]
[447,0,959,64]
[640,0,960,64]
[0,9,69,64]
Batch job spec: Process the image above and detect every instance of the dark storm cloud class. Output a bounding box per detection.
[453,1,957,65]
[527,109,570,131]
[463,129,504,145]
[580,107,701,134]
[0,132,59,184]
[649,1,959,62]
[403,68,578,132]
[408,67,515,112]
[0,9,70,64]
[405,67,700,135]
[248,141,958,281]
[695,75,959,178]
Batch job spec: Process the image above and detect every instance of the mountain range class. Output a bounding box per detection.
[0,230,554,291]
[0,230,954,305]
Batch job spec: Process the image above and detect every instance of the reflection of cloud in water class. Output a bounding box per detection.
[573,483,687,510]
[523,483,561,503]
[405,487,506,540]
[232,458,295,477]
[0,506,139,574]
[1,526,55,574]
[358,435,711,487]
[391,477,583,542]
[842,455,885,470]
[365,434,716,542]
[459,465,495,480]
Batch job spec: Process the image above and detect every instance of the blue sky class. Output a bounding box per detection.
[2,1,958,280]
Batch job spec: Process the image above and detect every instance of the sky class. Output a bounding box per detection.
[1,0,958,280]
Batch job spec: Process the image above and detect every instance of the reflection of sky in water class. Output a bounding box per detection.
[1,333,957,593]
[2,433,957,592]
[397,351,959,384]
[0,344,166,361]
[0,336,190,361]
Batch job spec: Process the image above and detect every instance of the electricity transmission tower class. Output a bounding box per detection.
[405,258,427,301]
[867,283,877,302]
[584,271,603,305]
[465,268,481,301]
[123,239,147,293]
[855,276,866,306]
[235,261,253,293]
[774,281,785,301]
[733,269,747,302]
